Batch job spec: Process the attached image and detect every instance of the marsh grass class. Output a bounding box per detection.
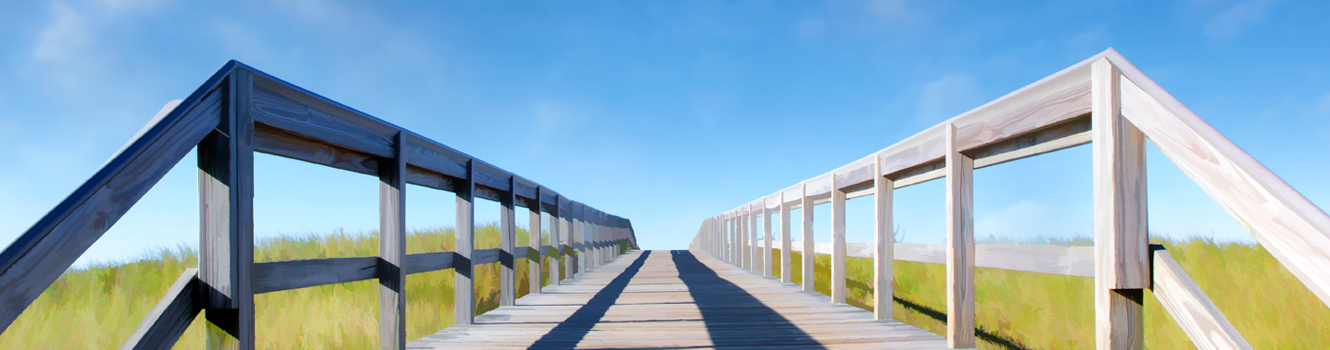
[771,236,1330,349]
[0,223,613,349]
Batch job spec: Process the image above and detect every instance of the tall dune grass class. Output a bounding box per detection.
[771,237,1330,349]
[0,223,605,349]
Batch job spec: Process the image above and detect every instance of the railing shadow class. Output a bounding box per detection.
[528,251,652,349]
[670,250,825,349]
[893,296,1028,350]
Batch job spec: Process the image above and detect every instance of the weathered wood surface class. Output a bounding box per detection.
[0,66,227,334]
[380,132,408,349]
[1151,247,1252,350]
[777,241,1094,277]
[408,250,946,349]
[945,123,976,349]
[1093,56,1147,350]
[121,268,201,350]
[1110,50,1330,308]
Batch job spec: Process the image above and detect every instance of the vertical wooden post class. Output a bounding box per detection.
[831,180,847,305]
[563,203,575,279]
[549,196,561,286]
[763,206,773,277]
[529,189,542,295]
[874,158,895,321]
[946,123,976,349]
[750,208,759,272]
[454,160,476,326]
[781,193,792,284]
[1093,57,1147,350]
[378,132,407,349]
[801,184,815,292]
[199,69,255,350]
[735,213,742,267]
[577,204,586,274]
[499,177,516,307]
[742,209,751,270]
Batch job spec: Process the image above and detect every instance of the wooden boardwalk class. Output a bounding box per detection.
[408,250,946,349]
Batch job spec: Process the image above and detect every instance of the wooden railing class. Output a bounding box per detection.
[0,61,637,349]
[690,48,1330,350]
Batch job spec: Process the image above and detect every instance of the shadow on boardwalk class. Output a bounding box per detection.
[670,250,825,349]
[529,251,653,349]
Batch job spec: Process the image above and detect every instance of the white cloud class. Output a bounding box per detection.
[975,200,1045,238]
[31,3,89,64]
[914,73,977,124]
[1202,0,1280,40]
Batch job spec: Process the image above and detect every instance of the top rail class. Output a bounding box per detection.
[0,59,637,348]
[692,48,1330,350]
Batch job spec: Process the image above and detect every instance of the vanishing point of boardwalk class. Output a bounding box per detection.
[408,250,947,349]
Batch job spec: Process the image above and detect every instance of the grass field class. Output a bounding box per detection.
[0,223,636,349]
[4,229,1324,349]
[770,237,1330,349]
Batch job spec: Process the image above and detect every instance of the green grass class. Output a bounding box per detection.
[770,237,1330,349]
[0,223,637,349]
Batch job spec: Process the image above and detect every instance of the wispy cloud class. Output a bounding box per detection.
[1202,0,1281,40]
[913,73,977,124]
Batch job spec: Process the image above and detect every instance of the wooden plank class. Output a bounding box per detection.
[801,184,815,292]
[405,252,455,274]
[831,181,847,304]
[402,136,467,182]
[406,250,948,349]
[1093,57,1147,350]
[0,66,227,333]
[874,158,894,321]
[252,123,379,177]
[562,202,575,279]
[121,268,202,350]
[500,177,517,307]
[530,189,543,295]
[781,192,792,284]
[763,207,773,277]
[379,132,407,350]
[404,165,456,192]
[456,160,476,326]
[1150,247,1253,350]
[252,256,378,294]
[201,68,257,350]
[1112,50,1330,308]
[473,248,501,266]
[945,122,975,348]
[742,210,752,270]
[549,197,562,285]
[472,161,512,193]
[791,242,1093,277]
[250,87,393,158]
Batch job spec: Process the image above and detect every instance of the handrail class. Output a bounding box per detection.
[691,48,1329,350]
[0,60,636,349]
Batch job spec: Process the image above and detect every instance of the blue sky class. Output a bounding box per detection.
[1,1,1328,268]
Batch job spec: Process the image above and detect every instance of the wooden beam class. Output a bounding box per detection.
[562,203,575,278]
[500,177,517,307]
[831,180,847,305]
[253,257,379,294]
[201,69,256,350]
[122,268,202,350]
[802,184,815,292]
[405,252,455,274]
[378,132,407,350]
[529,189,543,295]
[1093,57,1147,350]
[472,248,501,265]
[455,160,476,326]
[742,209,752,270]
[250,87,393,158]
[1151,247,1253,350]
[1112,50,1330,308]
[781,192,792,284]
[549,196,561,285]
[763,207,773,277]
[875,158,894,321]
[0,68,225,334]
[946,122,976,349]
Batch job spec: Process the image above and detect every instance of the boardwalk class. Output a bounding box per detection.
[408,250,947,349]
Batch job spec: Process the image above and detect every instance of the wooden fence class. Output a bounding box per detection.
[0,61,637,349]
[691,48,1330,350]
